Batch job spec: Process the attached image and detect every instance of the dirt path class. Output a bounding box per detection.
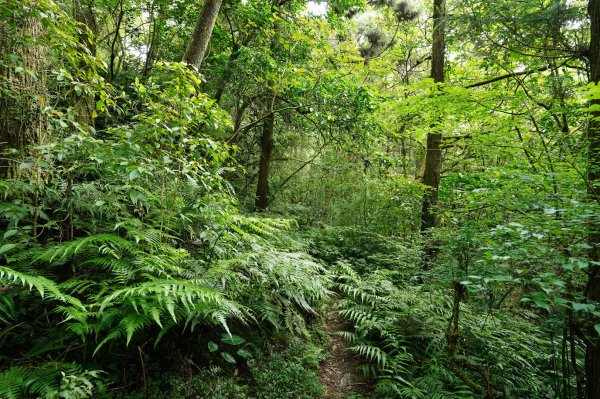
[319,307,372,399]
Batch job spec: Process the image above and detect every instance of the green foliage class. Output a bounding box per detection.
[214,250,331,334]
[0,0,110,138]
[250,341,325,399]
[306,226,421,281]
[0,25,329,397]
[145,336,326,399]
[330,256,562,398]
[271,153,424,234]
[1,0,597,397]
[148,367,249,399]
[0,363,104,399]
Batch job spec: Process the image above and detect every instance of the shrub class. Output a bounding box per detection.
[251,352,324,399]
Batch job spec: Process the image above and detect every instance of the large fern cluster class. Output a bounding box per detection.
[306,226,422,280]
[0,61,330,397]
[331,260,558,398]
[213,250,331,335]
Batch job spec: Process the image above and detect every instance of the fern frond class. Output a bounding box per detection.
[35,234,135,264]
[349,344,388,367]
[0,266,85,310]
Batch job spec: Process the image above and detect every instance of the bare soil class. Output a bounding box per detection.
[319,308,372,399]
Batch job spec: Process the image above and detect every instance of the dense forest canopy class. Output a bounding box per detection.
[1,0,600,398]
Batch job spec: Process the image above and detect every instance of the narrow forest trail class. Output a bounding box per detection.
[320,306,372,399]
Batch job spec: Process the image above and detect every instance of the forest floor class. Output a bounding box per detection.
[319,306,372,398]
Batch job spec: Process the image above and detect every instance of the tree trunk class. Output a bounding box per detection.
[255,107,275,210]
[430,0,446,85]
[420,0,446,232]
[421,132,442,230]
[73,0,97,128]
[214,45,240,104]
[587,1,600,398]
[183,0,223,69]
[142,0,161,76]
[253,5,283,211]
[0,12,49,178]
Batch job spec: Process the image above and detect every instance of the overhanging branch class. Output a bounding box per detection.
[465,60,570,89]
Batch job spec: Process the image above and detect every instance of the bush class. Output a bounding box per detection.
[250,341,325,399]
[305,226,422,283]
[148,368,249,399]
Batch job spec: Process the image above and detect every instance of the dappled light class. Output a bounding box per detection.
[0,0,599,398]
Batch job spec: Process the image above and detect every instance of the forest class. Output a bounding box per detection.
[1,0,600,398]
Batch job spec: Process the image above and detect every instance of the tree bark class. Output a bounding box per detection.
[183,0,223,69]
[0,12,49,178]
[421,132,442,230]
[587,1,600,398]
[420,0,446,232]
[253,4,283,211]
[73,0,97,128]
[430,0,446,85]
[255,103,275,210]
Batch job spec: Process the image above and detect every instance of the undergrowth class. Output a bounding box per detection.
[309,226,562,399]
[0,62,330,397]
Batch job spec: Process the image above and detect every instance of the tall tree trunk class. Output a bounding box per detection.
[420,0,446,232]
[587,2,600,397]
[255,104,275,210]
[254,4,283,211]
[73,0,97,128]
[183,0,223,69]
[0,12,49,178]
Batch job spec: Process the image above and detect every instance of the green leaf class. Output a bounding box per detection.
[208,341,218,352]
[221,334,245,346]
[572,302,595,312]
[236,348,253,359]
[534,299,551,313]
[220,352,236,364]
[595,324,600,337]
[0,244,16,255]
[129,190,142,205]
[165,300,177,323]
[3,230,17,239]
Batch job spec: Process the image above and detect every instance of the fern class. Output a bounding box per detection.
[211,250,330,334]
[0,266,84,310]
[0,363,102,399]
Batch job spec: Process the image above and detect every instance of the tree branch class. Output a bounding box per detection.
[465,62,568,89]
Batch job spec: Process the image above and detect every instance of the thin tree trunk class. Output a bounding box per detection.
[421,132,442,230]
[420,0,446,232]
[183,0,223,69]
[253,4,283,211]
[109,0,124,81]
[0,12,49,178]
[73,0,97,128]
[142,0,163,77]
[255,101,275,210]
[586,1,600,398]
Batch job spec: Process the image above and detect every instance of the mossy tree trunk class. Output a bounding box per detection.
[183,0,223,69]
[420,0,446,232]
[0,12,49,178]
[73,0,97,128]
